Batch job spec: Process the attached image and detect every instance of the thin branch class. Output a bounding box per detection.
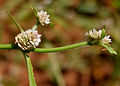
[33,41,89,53]
[0,44,17,49]
[0,41,89,53]
[32,22,40,30]
[0,42,117,54]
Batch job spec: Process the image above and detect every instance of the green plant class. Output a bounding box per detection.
[0,8,117,86]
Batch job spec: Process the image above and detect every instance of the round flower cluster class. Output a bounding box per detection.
[15,29,41,51]
[86,29,112,45]
[37,10,50,26]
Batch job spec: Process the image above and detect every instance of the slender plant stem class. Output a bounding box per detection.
[0,44,17,49]
[34,41,89,53]
[0,41,116,54]
[32,24,38,30]
[32,22,40,30]
[0,41,89,52]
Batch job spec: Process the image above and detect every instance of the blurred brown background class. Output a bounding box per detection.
[0,0,120,86]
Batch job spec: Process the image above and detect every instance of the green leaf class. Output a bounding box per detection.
[101,44,117,55]
[49,22,55,28]
[101,29,106,39]
[7,11,24,32]
[30,7,40,28]
[31,7,37,17]
[23,53,37,86]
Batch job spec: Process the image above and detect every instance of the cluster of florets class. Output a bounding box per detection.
[37,10,50,26]
[15,30,41,51]
[15,10,51,51]
[15,9,112,51]
[86,29,112,45]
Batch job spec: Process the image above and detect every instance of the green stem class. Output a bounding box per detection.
[0,41,89,53]
[0,44,17,49]
[32,22,40,30]
[32,24,38,30]
[34,41,89,53]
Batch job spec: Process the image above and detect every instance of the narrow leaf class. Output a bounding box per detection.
[101,29,106,39]
[23,53,37,86]
[101,44,117,55]
[7,11,24,32]
[103,25,106,30]
[31,6,37,17]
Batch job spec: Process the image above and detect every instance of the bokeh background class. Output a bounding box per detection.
[0,0,120,86]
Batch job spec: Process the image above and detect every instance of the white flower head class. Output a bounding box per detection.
[86,29,102,39]
[15,29,42,51]
[37,10,50,26]
[101,35,112,45]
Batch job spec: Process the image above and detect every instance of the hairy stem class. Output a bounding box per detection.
[0,41,89,53]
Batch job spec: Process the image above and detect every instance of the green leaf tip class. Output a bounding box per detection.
[101,44,117,55]
[30,6,38,17]
[103,25,106,29]
[7,11,24,32]
[101,29,106,39]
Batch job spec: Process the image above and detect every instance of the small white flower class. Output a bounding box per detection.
[101,35,112,45]
[37,10,50,26]
[15,29,42,51]
[86,29,102,39]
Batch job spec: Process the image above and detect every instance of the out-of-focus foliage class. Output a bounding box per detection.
[0,0,120,86]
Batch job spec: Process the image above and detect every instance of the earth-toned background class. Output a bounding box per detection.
[0,0,120,86]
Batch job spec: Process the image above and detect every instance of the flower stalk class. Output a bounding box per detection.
[32,22,40,30]
[0,41,116,54]
[0,41,89,52]
[34,41,89,53]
